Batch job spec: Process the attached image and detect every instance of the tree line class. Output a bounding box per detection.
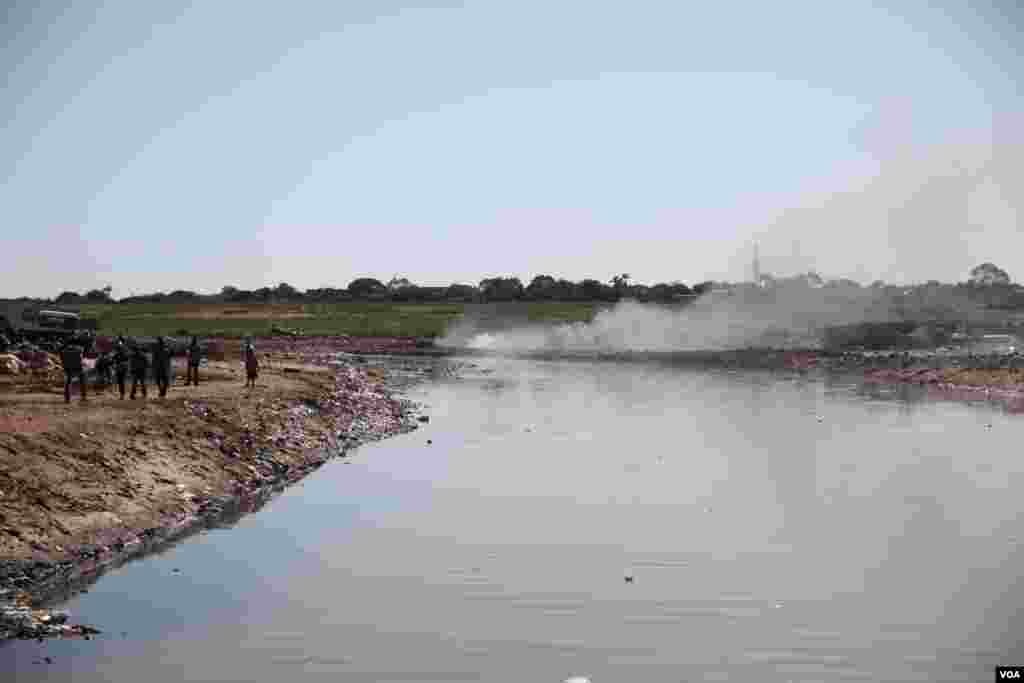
[43,274,704,306]
[21,262,1024,309]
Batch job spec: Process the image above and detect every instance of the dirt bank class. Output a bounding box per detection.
[0,338,427,639]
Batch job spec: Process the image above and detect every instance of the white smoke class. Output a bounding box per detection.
[442,281,991,354]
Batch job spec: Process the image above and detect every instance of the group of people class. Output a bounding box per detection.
[60,335,260,403]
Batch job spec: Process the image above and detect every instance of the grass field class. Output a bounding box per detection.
[78,302,601,338]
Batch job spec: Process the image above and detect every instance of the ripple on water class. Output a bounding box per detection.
[628,557,693,569]
[792,627,843,641]
[623,597,773,622]
[744,648,853,667]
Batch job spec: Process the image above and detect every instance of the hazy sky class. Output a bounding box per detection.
[3,1,1022,297]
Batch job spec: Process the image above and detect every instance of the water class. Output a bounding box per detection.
[3,356,1024,682]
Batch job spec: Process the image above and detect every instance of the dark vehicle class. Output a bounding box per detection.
[0,302,99,351]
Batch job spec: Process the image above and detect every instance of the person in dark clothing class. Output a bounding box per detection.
[113,336,130,399]
[152,336,171,398]
[244,342,259,389]
[186,336,201,386]
[130,342,149,399]
[60,339,87,403]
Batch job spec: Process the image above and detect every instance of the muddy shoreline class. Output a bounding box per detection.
[0,338,437,640]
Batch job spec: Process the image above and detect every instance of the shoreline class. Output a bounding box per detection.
[0,337,432,640]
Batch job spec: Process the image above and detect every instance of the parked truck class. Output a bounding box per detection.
[0,302,99,351]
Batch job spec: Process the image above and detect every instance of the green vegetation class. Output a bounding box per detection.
[521,302,601,324]
[77,302,602,338]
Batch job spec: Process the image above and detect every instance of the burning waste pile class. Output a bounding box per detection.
[448,296,854,355]
[446,282,998,359]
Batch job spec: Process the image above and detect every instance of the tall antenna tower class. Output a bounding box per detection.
[753,242,761,286]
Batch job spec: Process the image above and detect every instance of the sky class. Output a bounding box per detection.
[2,0,1022,298]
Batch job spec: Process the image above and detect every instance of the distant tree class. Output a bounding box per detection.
[646,282,693,301]
[525,275,558,300]
[669,282,693,296]
[166,290,200,302]
[579,279,615,301]
[479,277,524,301]
[396,286,446,303]
[274,282,301,300]
[347,278,387,299]
[969,262,1011,287]
[221,285,240,299]
[55,291,82,305]
[610,273,631,295]
[552,279,578,300]
[631,284,652,300]
[84,288,113,303]
[692,281,713,296]
[387,276,414,292]
[120,291,167,304]
[306,287,350,302]
[445,283,478,301]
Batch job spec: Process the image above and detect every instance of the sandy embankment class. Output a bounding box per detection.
[0,337,425,639]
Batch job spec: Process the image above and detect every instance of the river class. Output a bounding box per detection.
[2,355,1023,681]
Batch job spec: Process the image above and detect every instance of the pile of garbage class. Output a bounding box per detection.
[253,335,429,359]
[182,358,413,462]
[0,590,99,640]
[322,364,409,440]
[0,354,23,374]
[864,368,947,385]
[0,346,61,375]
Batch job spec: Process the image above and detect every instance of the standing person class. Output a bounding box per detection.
[186,336,202,386]
[152,336,171,398]
[244,341,259,389]
[60,337,87,403]
[94,351,113,389]
[113,336,130,399]
[130,341,149,399]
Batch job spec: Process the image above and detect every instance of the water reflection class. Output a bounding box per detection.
[3,358,1023,682]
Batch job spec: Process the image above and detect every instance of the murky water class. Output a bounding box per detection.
[3,357,1024,682]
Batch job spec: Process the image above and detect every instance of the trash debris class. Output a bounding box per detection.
[0,354,24,375]
[0,598,100,641]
